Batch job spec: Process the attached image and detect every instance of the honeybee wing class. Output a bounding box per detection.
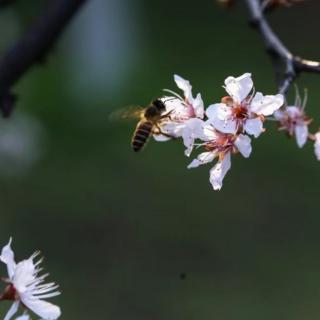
[108,106,144,122]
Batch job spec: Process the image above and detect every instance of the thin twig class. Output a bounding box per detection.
[0,0,88,117]
[245,0,320,95]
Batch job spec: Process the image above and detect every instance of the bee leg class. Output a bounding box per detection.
[160,109,174,119]
[154,124,174,139]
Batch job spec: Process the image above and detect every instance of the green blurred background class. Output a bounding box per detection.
[0,0,320,319]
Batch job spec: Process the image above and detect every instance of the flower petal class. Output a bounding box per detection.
[206,103,231,120]
[250,92,284,116]
[224,73,253,103]
[160,122,184,138]
[295,124,308,148]
[206,104,237,134]
[193,93,204,119]
[187,152,216,169]
[153,134,171,142]
[211,119,237,135]
[182,118,205,156]
[286,106,301,118]
[21,298,61,320]
[274,109,285,121]
[4,301,20,320]
[174,74,192,101]
[161,97,184,114]
[201,123,219,141]
[14,314,30,320]
[244,118,264,138]
[314,132,320,160]
[0,238,16,280]
[234,134,252,158]
[13,259,36,293]
[209,152,231,190]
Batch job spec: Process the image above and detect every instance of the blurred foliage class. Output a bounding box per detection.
[0,0,319,319]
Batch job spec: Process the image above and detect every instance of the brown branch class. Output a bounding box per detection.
[0,0,88,117]
[245,0,320,95]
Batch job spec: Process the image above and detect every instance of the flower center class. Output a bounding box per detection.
[232,104,248,120]
[0,283,19,301]
[280,110,309,135]
[205,132,235,153]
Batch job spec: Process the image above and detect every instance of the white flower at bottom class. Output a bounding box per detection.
[188,124,252,190]
[314,132,320,160]
[0,238,61,320]
[209,152,232,190]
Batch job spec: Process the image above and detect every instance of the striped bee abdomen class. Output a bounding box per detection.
[131,120,154,152]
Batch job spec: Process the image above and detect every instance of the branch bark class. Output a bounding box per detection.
[245,0,320,95]
[0,0,88,116]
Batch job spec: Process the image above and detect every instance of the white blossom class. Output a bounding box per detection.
[155,75,205,155]
[0,239,61,320]
[274,91,311,148]
[314,132,320,160]
[206,73,284,138]
[188,123,252,190]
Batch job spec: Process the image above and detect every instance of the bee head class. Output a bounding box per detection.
[144,106,158,118]
[153,99,166,111]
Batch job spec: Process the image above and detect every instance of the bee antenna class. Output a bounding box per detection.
[163,97,179,103]
[162,89,183,101]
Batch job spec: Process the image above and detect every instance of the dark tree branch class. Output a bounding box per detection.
[245,0,320,95]
[0,0,88,117]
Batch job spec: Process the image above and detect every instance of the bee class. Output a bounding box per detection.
[132,98,173,152]
[109,98,175,152]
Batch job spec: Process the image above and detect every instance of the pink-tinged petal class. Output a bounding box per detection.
[314,132,320,160]
[21,298,61,320]
[295,124,308,148]
[193,93,205,119]
[4,301,20,320]
[209,152,231,190]
[188,152,216,169]
[250,92,284,116]
[244,118,264,138]
[234,134,252,158]
[224,73,253,103]
[153,134,171,142]
[174,74,192,101]
[0,238,16,280]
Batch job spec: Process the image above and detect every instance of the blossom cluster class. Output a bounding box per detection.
[0,238,61,320]
[152,73,320,190]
